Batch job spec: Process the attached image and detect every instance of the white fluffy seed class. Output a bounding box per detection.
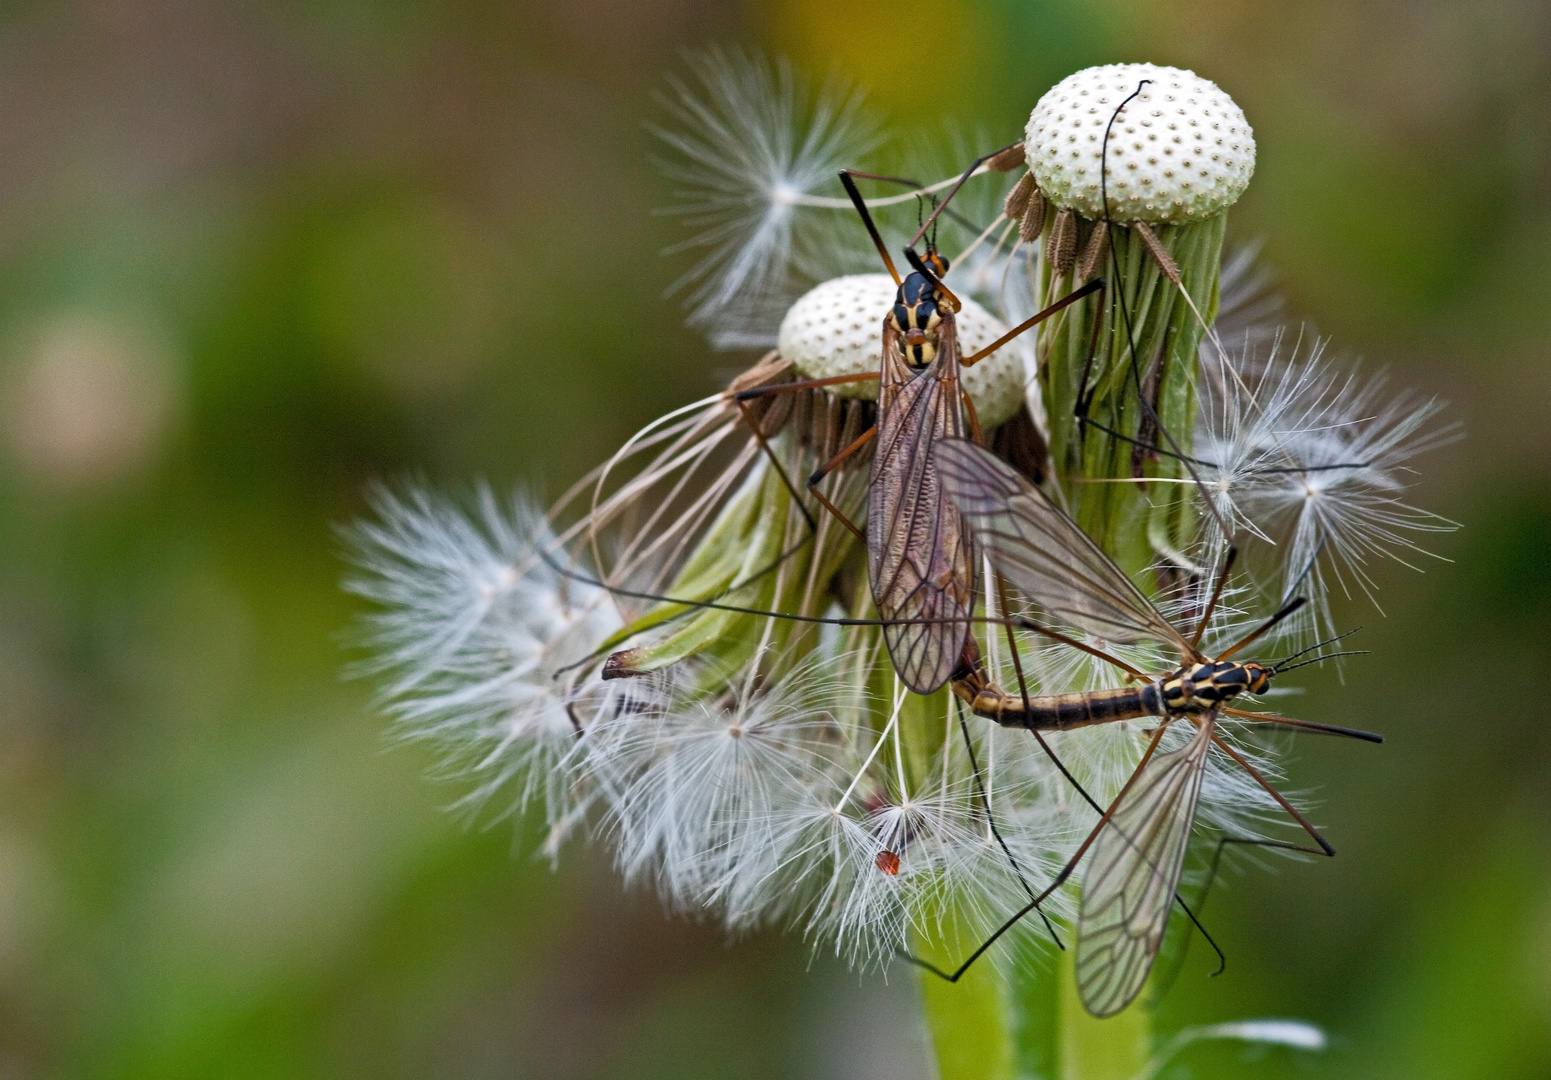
[776,275,1029,429]
[1024,63,1255,225]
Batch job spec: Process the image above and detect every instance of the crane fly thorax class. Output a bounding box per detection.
[889,271,946,369]
[1158,661,1272,714]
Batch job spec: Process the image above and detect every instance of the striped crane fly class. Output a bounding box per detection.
[931,435,1379,1017]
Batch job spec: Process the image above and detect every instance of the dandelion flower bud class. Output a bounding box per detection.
[777,274,1029,429]
[1025,63,1254,225]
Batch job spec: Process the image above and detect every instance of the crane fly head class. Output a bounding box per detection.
[1242,661,1273,695]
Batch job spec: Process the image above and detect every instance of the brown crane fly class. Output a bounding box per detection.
[730,160,1101,701]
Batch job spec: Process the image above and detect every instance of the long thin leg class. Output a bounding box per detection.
[951,695,1061,945]
[805,426,876,542]
[1209,733,1335,855]
[734,371,879,402]
[1074,278,1110,426]
[1087,85,1236,548]
[731,372,881,543]
[904,247,963,312]
[736,396,818,531]
[1152,829,1337,1000]
[1012,616,1148,680]
[1220,706,1383,744]
[905,722,1174,982]
[960,387,983,444]
[1214,597,1308,662]
[1189,545,1239,653]
[960,278,1106,368]
[906,140,1021,250]
[969,604,1230,973]
[844,169,984,235]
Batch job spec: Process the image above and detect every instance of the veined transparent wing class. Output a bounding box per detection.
[935,437,1194,662]
[1075,716,1214,1017]
[868,318,974,695]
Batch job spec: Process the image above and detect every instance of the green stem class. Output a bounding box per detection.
[1040,213,1226,583]
[916,923,1017,1080]
[1057,946,1151,1080]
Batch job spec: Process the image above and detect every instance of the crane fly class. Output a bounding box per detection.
[926,435,1380,1017]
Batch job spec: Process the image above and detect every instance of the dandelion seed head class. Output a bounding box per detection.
[1026,64,1255,224]
[344,53,1449,984]
[1194,333,1459,638]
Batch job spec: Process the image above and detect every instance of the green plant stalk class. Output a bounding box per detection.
[916,919,1017,1080]
[1058,946,1151,1080]
[1040,214,1225,582]
[920,213,1229,1080]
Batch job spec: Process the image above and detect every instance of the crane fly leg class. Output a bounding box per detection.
[902,721,1174,983]
[732,371,879,402]
[961,278,1106,369]
[804,425,875,542]
[960,387,983,444]
[731,372,880,543]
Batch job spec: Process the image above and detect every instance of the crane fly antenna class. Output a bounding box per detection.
[842,169,984,234]
[1269,626,1363,671]
[1271,649,1369,675]
[907,140,1021,250]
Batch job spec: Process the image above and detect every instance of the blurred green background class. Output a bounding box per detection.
[0,1,1546,1077]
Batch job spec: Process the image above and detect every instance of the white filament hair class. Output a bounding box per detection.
[1195,331,1459,638]
[342,485,624,837]
[651,46,884,348]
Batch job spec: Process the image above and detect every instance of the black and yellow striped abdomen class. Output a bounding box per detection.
[954,660,1273,729]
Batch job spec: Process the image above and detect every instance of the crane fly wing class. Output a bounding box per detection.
[935,437,1193,661]
[868,316,974,695]
[1075,716,1213,1017]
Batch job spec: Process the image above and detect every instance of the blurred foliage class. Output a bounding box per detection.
[0,1,1545,1077]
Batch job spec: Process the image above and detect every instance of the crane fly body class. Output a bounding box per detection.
[955,658,1272,732]
[867,249,977,695]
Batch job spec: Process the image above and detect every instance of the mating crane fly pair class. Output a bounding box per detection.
[570,92,1381,1018]
[724,152,1377,1016]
